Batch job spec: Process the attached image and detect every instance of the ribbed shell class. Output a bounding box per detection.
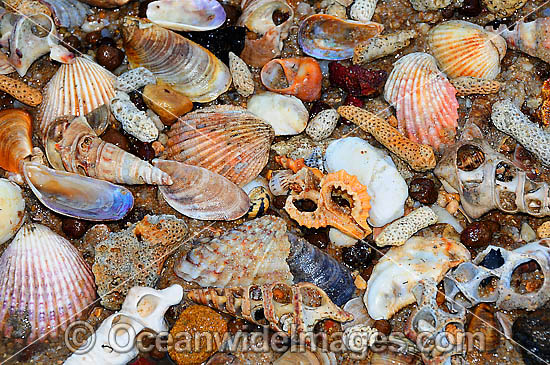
[44,0,91,28]
[428,20,506,80]
[384,52,459,150]
[165,105,274,187]
[37,57,115,142]
[122,17,231,103]
[0,224,96,342]
[0,109,32,174]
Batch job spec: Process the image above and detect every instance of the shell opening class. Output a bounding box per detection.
[457,144,485,171]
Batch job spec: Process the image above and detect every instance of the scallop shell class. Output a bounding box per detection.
[36,57,116,142]
[122,17,231,103]
[0,224,96,342]
[0,108,32,174]
[146,0,226,31]
[383,52,459,150]
[154,159,250,221]
[428,20,507,80]
[0,179,25,245]
[165,105,274,187]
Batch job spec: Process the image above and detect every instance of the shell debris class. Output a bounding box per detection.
[409,0,455,11]
[110,91,159,142]
[0,75,42,107]
[114,67,157,92]
[350,0,378,22]
[229,51,254,97]
[451,76,502,96]
[374,206,438,247]
[482,0,527,17]
[353,30,417,65]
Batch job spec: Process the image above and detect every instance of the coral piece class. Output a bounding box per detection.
[537,221,550,238]
[350,0,378,22]
[0,179,24,244]
[375,206,438,247]
[111,91,158,143]
[482,0,527,18]
[247,92,309,136]
[261,57,322,102]
[498,18,550,64]
[92,215,188,310]
[146,0,226,32]
[0,108,32,174]
[0,224,96,342]
[352,30,417,65]
[538,78,550,126]
[337,106,437,171]
[166,105,274,186]
[384,52,459,150]
[228,51,254,97]
[305,109,339,141]
[275,155,307,173]
[328,61,387,97]
[114,67,156,93]
[450,76,502,96]
[142,83,193,125]
[0,75,42,107]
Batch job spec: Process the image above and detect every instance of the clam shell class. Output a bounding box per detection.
[37,57,116,142]
[247,92,309,136]
[165,105,274,187]
[383,52,459,150]
[0,108,32,174]
[428,20,506,80]
[146,0,226,31]
[0,224,96,342]
[122,17,231,103]
[154,159,250,221]
[298,14,383,60]
[0,179,25,245]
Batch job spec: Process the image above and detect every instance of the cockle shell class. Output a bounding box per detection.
[0,179,24,245]
[0,224,96,342]
[122,17,231,103]
[146,0,226,31]
[498,18,550,64]
[260,57,322,102]
[383,52,459,150]
[165,105,274,187]
[0,108,32,174]
[275,347,337,365]
[154,159,250,221]
[428,20,507,80]
[298,14,384,60]
[247,92,309,136]
[365,236,470,320]
[37,57,116,142]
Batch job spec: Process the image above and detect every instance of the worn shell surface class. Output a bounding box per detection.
[350,0,378,22]
[146,0,226,31]
[110,91,158,143]
[353,30,417,65]
[384,52,459,150]
[44,0,91,29]
[0,109,32,174]
[165,105,274,187]
[482,0,527,17]
[123,17,231,103]
[0,224,96,342]
[37,57,116,142]
[306,109,339,141]
[229,51,254,97]
[428,20,506,80]
[247,92,309,136]
[0,179,24,245]
[498,18,550,64]
[154,159,250,221]
[298,14,384,60]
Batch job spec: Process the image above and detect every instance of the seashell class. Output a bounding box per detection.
[0,52,15,75]
[365,236,470,319]
[165,105,274,186]
[451,76,502,96]
[338,106,437,171]
[0,224,96,342]
[146,0,226,32]
[23,162,134,221]
[122,17,231,103]
[142,83,193,126]
[269,169,293,196]
[4,0,51,16]
[497,18,550,64]
[43,0,91,29]
[154,159,250,221]
[49,44,76,64]
[37,57,116,142]
[383,52,459,150]
[110,91,158,143]
[537,221,550,238]
[77,0,129,8]
[274,346,336,365]
[115,67,156,93]
[350,0,378,22]
[306,108,339,141]
[428,20,507,80]
[409,0,452,11]
[466,303,500,351]
[353,30,417,65]
[229,51,254,97]
[0,74,42,107]
[272,134,332,161]
[328,228,358,247]
[0,179,25,245]
[175,216,294,287]
[0,108,32,174]
[325,137,408,227]
[298,14,383,60]
[245,186,270,219]
[374,206,438,247]
[247,92,309,136]
[260,57,322,102]
[342,297,374,330]
[482,0,527,17]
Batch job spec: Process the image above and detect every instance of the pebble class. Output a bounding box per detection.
[409,177,438,204]
[513,309,550,365]
[303,228,329,249]
[61,218,88,239]
[102,127,130,152]
[96,44,124,71]
[143,83,193,125]
[460,221,500,247]
[342,240,372,269]
[457,0,482,16]
[373,319,391,336]
[63,35,81,52]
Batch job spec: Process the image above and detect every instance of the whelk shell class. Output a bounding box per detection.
[0,224,96,342]
[122,17,231,103]
[0,179,25,245]
[146,0,226,32]
[165,105,274,187]
[298,14,384,60]
[0,108,32,174]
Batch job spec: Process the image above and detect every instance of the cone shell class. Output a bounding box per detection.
[154,159,250,221]
[0,109,32,174]
[37,57,116,142]
[122,17,231,103]
[383,52,459,150]
[428,20,507,80]
[165,105,274,187]
[0,224,96,342]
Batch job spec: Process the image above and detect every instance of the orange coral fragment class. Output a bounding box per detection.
[275,155,324,179]
[0,75,42,107]
[539,78,550,127]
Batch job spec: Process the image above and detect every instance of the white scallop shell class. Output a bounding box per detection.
[0,178,24,244]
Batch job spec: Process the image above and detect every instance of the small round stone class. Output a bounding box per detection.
[62,218,88,239]
[409,177,438,204]
[460,221,500,248]
[303,228,329,249]
[63,35,81,51]
[95,44,124,71]
[457,0,481,16]
[373,319,391,336]
[130,139,156,161]
[102,127,130,152]
[342,240,372,269]
[85,31,102,48]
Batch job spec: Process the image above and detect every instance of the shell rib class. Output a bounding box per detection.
[165,105,274,187]
[383,52,459,150]
[0,109,32,174]
[122,17,231,103]
[0,224,96,342]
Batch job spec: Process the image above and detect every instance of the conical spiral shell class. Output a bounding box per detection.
[428,20,506,80]
[37,57,115,142]
[0,224,96,342]
[383,52,459,150]
[122,17,231,103]
[0,109,32,174]
[165,105,274,187]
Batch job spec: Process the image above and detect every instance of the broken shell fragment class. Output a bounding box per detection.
[0,108,33,174]
[375,206,438,247]
[229,51,254,97]
[247,92,309,136]
[353,30,417,65]
[43,0,91,29]
[111,91,158,143]
[142,83,193,125]
[146,0,226,32]
[0,179,25,245]
[498,18,550,64]
[409,0,452,10]
[451,76,502,96]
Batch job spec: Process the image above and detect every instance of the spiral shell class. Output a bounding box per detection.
[428,20,507,80]
[0,179,25,245]
[0,108,32,174]
[268,170,293,196]
[122,17,231,103]
[498,18,550,64]
[229,52,254,97]
[0,224,96,342]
